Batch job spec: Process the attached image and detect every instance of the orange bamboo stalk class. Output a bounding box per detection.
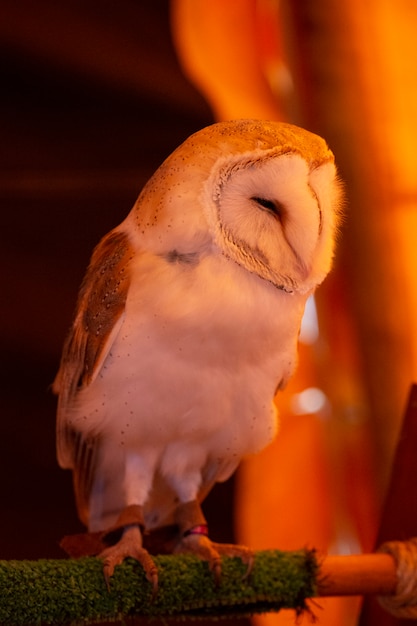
[318,553,397,597]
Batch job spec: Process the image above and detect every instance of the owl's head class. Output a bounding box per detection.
[133,120,343,294]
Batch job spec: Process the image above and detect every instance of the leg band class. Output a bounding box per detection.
[60,505,146,557]
[183,524,209,538]
[175,500,208,536]
[103,504,145,544]
[112,504,145,530]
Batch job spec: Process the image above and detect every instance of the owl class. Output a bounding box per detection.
[54,119,342,589]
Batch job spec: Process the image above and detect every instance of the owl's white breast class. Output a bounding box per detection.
[73,248,307,464]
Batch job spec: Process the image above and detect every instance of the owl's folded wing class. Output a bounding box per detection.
[53,228,133,476]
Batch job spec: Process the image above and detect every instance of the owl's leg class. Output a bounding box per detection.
[98,452,158,593]
[173,500,254,583]
[99,504,158,592]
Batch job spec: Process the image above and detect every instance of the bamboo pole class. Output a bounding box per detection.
[318,553,397,597]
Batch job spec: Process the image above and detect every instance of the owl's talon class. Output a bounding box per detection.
[209,556,222,586]
[242,553,254,580]
[99,525,158,595]
[213,540,254,581]
[174,531,253,584]
[103,558,120,592]
[148,571,159,602]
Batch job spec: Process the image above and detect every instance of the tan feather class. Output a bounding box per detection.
[55,229,133,472]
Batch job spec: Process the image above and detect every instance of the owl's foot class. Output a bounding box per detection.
[99,505,158,595]
[173,500,254,583]
[100,525,158,592]
[174,530,254,583]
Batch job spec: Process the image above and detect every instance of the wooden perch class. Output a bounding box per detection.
[318,553,397,596]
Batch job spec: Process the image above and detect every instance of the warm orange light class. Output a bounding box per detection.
[171,0,287,121]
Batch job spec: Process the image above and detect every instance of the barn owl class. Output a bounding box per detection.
[54,119,342,590]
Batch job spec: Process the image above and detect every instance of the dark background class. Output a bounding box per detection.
[0,1,244,560]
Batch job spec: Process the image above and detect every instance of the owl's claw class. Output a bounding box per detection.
[100,525,158,596]
[174,531,254,584]
[214,541,254,580]
[173,500,253,583]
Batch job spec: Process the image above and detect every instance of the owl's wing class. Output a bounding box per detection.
[54,228,133,521]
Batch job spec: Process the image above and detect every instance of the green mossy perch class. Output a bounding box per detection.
[0,550,318,625]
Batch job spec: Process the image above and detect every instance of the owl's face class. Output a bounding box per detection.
[130,120,342,294]
[204,150,342,294]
